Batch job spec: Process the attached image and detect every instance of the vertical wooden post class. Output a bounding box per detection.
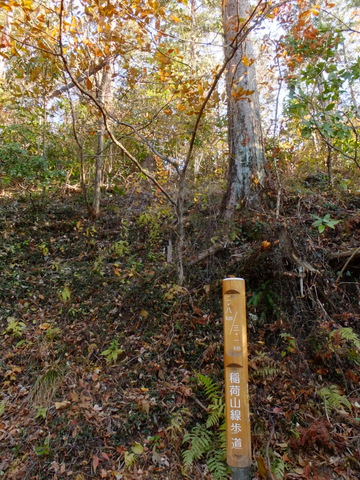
[222,278,251,479]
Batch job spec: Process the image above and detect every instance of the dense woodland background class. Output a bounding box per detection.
[0,0,359,479]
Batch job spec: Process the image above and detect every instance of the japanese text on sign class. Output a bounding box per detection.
[228,369,243,450]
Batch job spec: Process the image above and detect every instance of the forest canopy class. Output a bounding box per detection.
[0,1,359,479]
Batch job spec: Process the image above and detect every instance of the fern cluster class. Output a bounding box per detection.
[319,384,352,412]
[329,327,360,365]
[182,374,229,480]
[251,351,281,380]
[166,407,191,443]
[271,457,285,480]
[182,424,212,466]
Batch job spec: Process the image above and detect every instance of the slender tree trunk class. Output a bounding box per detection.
[190,0,196,63]
[42,97,47,160]
[93,117,104,216]
[64,72,91,212]
[176,173,186,286]
[327,143,333,188]
[0,12,12,79]
[93,61,112,217]
[222,0,266,218]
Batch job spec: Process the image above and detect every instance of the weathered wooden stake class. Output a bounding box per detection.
[222,278,251,480]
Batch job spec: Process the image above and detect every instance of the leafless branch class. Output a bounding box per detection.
[335,247,360,284]
[50,59,112,98]
[322,8,360,35]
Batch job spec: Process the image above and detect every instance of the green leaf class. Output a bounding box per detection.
[60,286,71,302]
[100,339,124,363]
[131,443,144,455]
[325,103,335,111]
[124,451,136,467]
[301,127,312,139]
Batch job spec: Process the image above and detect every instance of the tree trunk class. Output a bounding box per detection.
[92,61,112,217]
[326,143,333,188]
[222,0,266,218]
[0,12,12,79]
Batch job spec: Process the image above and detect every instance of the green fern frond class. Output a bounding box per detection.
[182,424,212,467]
[206,410,222,429]
[182,449,197,468]
[195,373,221,400]
[182,374,227,475]
[330,327,360,350]
[29,366,64,407]
[319,385,352,412]
[272,457,285,480]
[217,423,227,447]
[206,397,225,428]
[253,366,280,378]
[251,352,281,379]
[206,448,228,480]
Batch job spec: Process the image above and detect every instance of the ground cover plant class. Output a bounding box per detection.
[0,178,359,479]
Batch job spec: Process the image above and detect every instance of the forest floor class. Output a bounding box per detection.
[0,181,359,480]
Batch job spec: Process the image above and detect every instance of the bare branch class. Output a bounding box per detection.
[322,8,360,35]
[50,59,112,98]
[58,0,176,207]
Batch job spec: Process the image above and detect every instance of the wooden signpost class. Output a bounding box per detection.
[222,278,251,480]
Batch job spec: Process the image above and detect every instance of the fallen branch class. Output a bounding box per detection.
[335,246,360,284]
[187,243,225,266]
[327,247,360,261]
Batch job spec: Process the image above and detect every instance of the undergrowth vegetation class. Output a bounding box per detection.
[0,180,359,479]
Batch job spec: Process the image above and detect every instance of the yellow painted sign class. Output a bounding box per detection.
[222,278,251,469]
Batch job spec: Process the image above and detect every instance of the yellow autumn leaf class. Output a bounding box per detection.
[37,40,48,51]
[169,14,181,23]
[39,323,51,330]
[311,6,320,16]
[176,104,187,112]
[232,87,255,101]
[242,56,254,67]
[299,10,311,22]
[262,241,271,250]
[23,0,35,8]
[13,366,24,373]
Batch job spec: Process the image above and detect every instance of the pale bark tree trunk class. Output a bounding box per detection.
[0,12,12,79]
[93,61,112,217]
[222,0,266,218]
